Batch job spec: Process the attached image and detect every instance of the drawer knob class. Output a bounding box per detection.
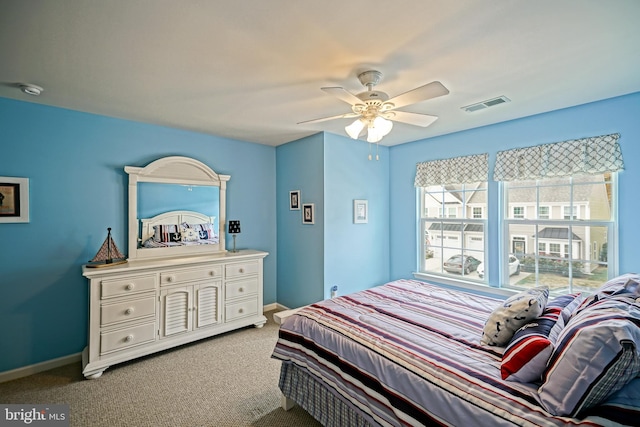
[238,308,244,314]
[124,308,134,315]
[124,335,134,342]
[239,268,244,273]
[209,271,216,276]
[166,276,174,283]
[126,283,135,291]
[239,287,244,293]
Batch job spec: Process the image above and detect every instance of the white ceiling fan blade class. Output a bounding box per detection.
[297,112,360,125]
[321,87,364,106]
[387,111,438,127]
[385,81,449,110]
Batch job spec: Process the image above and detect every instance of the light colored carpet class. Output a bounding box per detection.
[0,310,321,427]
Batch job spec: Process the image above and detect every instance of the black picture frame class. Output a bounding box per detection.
[302,203,314,224]
[289,190,300,210]
[0,183,20,217]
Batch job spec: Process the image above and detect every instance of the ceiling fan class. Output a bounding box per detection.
[299,70,449,158]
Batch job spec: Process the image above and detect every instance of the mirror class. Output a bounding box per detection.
[125,156,230,261]
[138,183,220,233]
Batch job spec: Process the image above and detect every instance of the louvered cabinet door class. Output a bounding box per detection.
[160,286,193,337]
[195,282,222,329]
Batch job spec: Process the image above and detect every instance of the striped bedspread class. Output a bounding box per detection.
[272,279,639,427]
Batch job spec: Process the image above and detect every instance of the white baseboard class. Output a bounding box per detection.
[264,302,289,312]
[0,353,82,384]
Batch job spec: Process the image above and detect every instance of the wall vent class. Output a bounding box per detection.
[462,96,510,113]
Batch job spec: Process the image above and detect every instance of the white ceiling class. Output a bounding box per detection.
[1,0,639,147]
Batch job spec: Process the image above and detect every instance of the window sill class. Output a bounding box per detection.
[412,272,517,299]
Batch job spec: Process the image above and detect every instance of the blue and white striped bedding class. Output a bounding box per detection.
[272,279,640,426]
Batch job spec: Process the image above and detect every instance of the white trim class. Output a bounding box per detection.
[264,302,288,312]
[0,352,81,383]
[412,272,515,298]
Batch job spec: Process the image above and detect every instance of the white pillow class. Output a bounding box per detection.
[481,286,549,346]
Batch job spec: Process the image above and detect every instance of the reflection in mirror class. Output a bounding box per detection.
[138,183,220,237]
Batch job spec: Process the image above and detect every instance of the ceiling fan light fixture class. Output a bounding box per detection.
[345,119,365,139]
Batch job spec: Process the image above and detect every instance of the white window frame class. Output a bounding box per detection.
[501,174,618,293]
[512,206,525,219]
[418,183,488,283]
[538,205,550,219]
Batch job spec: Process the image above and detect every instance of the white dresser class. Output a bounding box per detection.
[82,250,268,379]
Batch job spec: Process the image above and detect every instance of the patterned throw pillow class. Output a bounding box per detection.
[500,294,578,382]
[481,286,549,346]
[152,224,181,243]
[538,295,640,417]
[180,224,200,242]
[185,222,216,240]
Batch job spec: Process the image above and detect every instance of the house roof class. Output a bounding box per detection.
[535,227,582,241]
[428,223,483,232]
[1,1,639,147]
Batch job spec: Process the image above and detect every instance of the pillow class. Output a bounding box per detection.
[500,294,577,382]
[481,286,549,346]
[186,222,216,240]
[538,297,640,417]
[180,224,200,242]
[152,224,181,243]
[597,273,640,295]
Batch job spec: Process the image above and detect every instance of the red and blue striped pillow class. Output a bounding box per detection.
[500,295,577,382]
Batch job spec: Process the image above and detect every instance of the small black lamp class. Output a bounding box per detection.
[228,220,241,253]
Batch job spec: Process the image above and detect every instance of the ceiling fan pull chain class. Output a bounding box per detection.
[368,143,372,161]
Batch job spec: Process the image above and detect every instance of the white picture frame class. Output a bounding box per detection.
[0,176,30,223]
[353,199,368,224]
[302,203,314,224]
[289,190,300,210]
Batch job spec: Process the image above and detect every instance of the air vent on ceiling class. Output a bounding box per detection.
[462,96,510,113]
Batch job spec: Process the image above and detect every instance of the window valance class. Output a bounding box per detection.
[493,133,623,182]
[414,153,488,187]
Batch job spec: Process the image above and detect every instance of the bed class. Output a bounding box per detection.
[272,278,640,426]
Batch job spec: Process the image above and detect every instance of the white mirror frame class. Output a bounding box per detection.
[125,156,230,261]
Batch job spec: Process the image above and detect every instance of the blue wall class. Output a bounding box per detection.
[324,133,390,297]
[276,134,326,308]
[0,98,276,373]
[275,133,391,308]
[389,92,640,286]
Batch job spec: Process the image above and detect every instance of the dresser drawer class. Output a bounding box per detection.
[160,266,222,285]
[101,296,156,327]
[101,275,156,299]
[225,297,258,321]
[225,261,258,279]
[100,322,156,355]
[225,278,258,300]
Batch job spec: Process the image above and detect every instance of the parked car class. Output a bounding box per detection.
[477,255,520,279]
[443,255,482,275]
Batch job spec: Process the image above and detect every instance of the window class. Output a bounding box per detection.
[415,153,489,281]
[502,174,616,294]
[495,133,622,295]
[538,206,550,219]
[512,206,525,219]
[563,205,578,220]
[419,183,487,280]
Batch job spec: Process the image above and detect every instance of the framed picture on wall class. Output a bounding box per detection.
[289,190,300,210]
[353,199,368,224]
[302,203,314,224]
[0,177,29,223]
